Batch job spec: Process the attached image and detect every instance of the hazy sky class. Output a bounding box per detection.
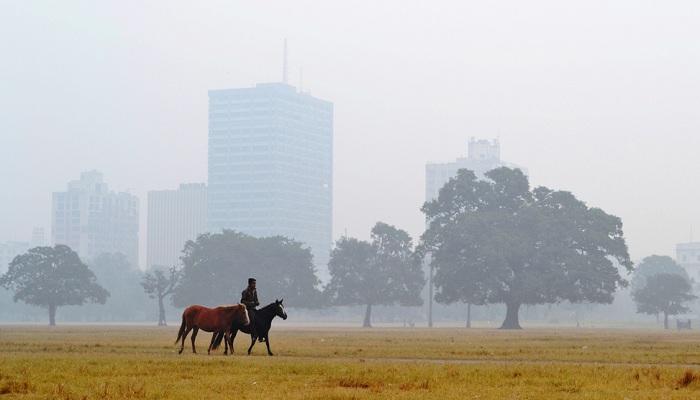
[2,1,699,267]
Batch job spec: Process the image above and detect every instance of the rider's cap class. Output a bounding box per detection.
[248,278,256,284]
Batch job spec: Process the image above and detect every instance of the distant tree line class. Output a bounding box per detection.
[2,167,695,329]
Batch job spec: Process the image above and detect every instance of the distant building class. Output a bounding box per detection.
[31,227,46,247]
[52,171,139,266]
[425,138,524,202]
[677,242,700,281]
[147,183,207,269]
[207,82,333,276]
[0,241,30,274]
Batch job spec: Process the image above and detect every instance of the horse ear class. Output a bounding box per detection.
[280,298,284,304]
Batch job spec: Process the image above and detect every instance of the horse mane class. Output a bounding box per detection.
[258,302,278,313]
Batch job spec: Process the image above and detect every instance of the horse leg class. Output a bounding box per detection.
[223,332,230,355]
[208,332,217,355]
[190,327,199,354]
[247,334,256,355]
[179,326,192,354]
[229,330,237,354]
[265,335,273,356]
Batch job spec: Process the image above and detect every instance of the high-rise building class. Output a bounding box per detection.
[147,183,207,268]
[52,171,139,266]
[425,138,523,202]
[207,82,333,275]
[677,242,700,281]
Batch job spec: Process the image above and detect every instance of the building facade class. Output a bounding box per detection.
[147,183,207,268]
[425,138,523,202]
[677,242,700,281]
[207,82,333,274]
[52,171,139,266]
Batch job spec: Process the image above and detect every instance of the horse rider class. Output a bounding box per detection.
[241,277,263,342]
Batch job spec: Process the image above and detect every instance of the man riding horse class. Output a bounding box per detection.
[241,278,263,341]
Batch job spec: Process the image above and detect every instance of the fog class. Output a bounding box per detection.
[2,1,699,268]
[0,1,700,260]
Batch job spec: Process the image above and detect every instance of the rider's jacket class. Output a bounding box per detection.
[240,287,259,310]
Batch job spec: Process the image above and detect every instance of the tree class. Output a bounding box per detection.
[173,230,321,308]
[630,255,690,292]
[420,167,633,329]
[325,222,425,327]
[87,252,146,321]
[632,273,696,329]
[0,245,109,325]
[142,266,180,326]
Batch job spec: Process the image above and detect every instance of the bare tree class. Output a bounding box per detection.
[141,266,180,326]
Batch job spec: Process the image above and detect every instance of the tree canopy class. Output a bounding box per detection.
[325,222,425,327]
[0,245,109,325]
[172,230,321,308]
[632,273,696,329]
[630,255,690,292]
[420,167,633,329]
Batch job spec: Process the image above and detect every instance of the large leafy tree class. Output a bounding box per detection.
[172,230,321,308]
[0,245,109,325]
[630,255,690,292]
[325,222,425,327]
[420,167,633,329]
[632,273,696,329]
[142,266,180,326]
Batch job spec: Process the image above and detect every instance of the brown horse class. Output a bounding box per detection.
[175,304,249,355]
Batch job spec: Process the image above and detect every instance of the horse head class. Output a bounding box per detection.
[275,299,288,320]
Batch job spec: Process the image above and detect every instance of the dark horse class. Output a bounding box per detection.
[211,299,287,356]
[175,304,250,355]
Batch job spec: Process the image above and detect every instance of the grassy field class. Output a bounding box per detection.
[2,326,700,399]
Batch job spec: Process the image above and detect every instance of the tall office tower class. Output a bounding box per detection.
[52,171,139,266]
[147,183,207,268]
[208,82,333,275]
[425,138,523,203]
[677,242,700,281]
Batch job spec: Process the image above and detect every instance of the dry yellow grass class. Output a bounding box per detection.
[2,326,700,399]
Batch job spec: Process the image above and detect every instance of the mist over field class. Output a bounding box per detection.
[1,1,699,329]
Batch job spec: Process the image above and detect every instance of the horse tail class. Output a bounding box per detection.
[175,313,186,344]
[211,331,225,350]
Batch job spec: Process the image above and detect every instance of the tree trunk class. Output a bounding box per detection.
[363,304,372,328]
[500,302,521,329]
[158,296,167,326]
[664,311,668,330]
[466,303,472,328]
[49,304,57,326]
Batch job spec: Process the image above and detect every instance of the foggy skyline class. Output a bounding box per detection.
[2,1,699,267]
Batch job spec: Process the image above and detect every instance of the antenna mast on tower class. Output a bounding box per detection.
[283,38,288,84]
